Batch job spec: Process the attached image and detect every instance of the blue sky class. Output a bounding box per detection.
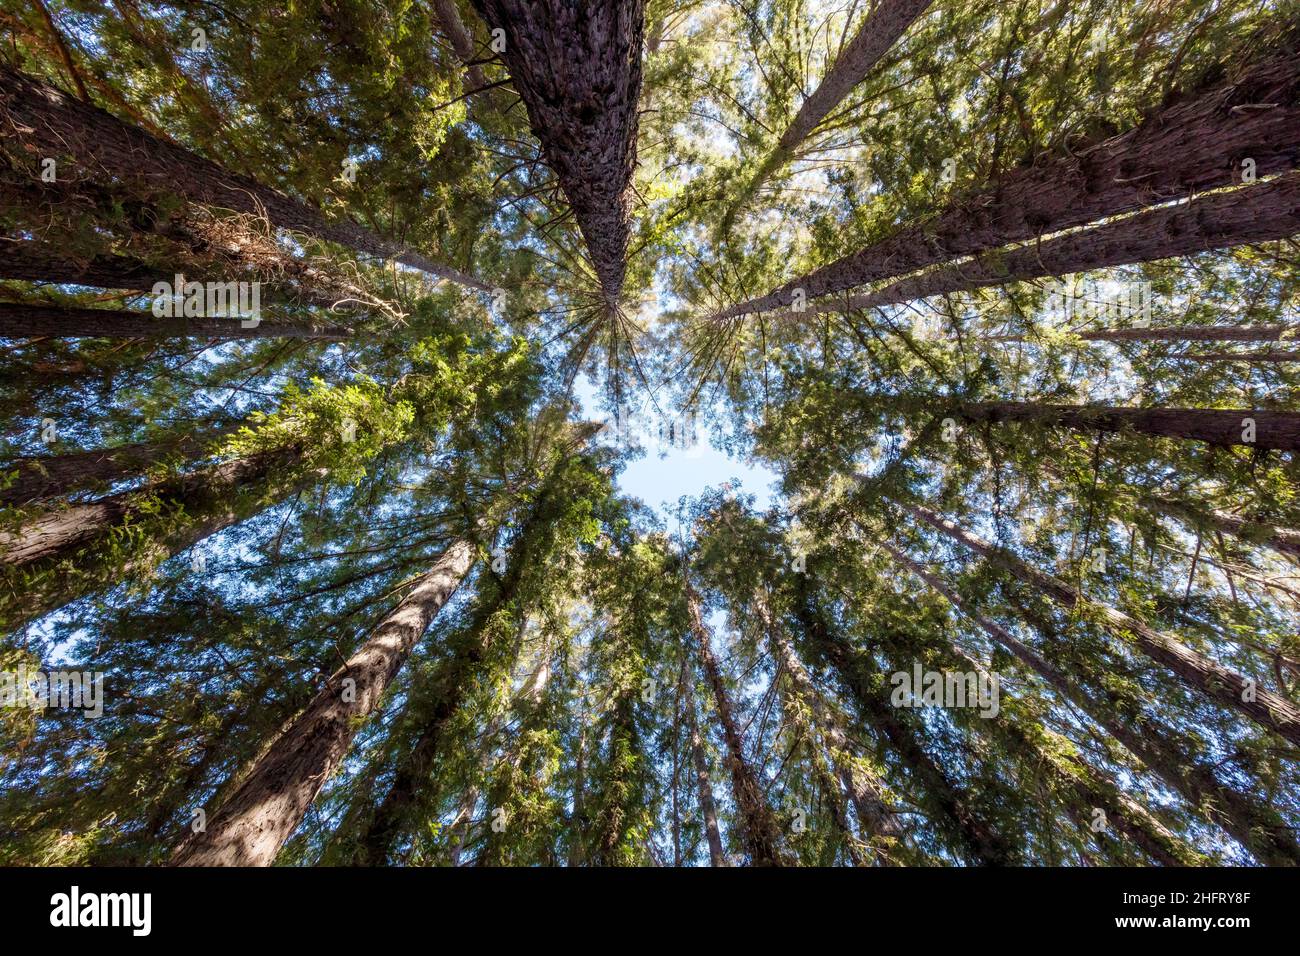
[571,375,779,515]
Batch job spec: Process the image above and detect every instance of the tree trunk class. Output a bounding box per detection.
[904,503,1300,747]
[469,0,644,305]
[790,580,1016,865]
[170,539,476,866]
[986,326,1297,344]
[0,423,237,506]
[955,401,1300,452]
[591,691,640,865]
[0,445,305,631]
[686,582,787,865]
[685,685,727,867]
[878,539,1300,865]
[568,714,589,866]
[1180,350,1300,362]
[0,239,167,289]
[433,0,491,93]
[718,0,933,231]
[0,302,350,340]
[1143,495,1300,562]
[0,66,487,290]
[706,36,1300,320]
[759,591,909,863]
[788,171,1300,317]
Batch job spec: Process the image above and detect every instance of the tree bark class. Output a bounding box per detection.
[685,684,727,867]
[0,423,238,506]
[170,540,476,866]
[790,579,1016,865]
[0,302,351,340]
[0,66,488,290]
[718,0,933,232]
[904,503,1300,747]
[469,0,644,304]
[1143,495,1300,562]
[706,36,1300,320]
[955,401,1300,452]
[433,0,490,93]
[993,326,1297,344]
[775,172,1300,318]
[0,239,167,290]
[0,445,305,631]
[686,582,787,865]
[878,539,1300,865]
[759,592,909,863]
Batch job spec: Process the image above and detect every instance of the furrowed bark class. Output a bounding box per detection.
[878,539,1300,865]
[469,0,644,304]
[790,580,1016,865]
[171,539,476,866]
[773,173,1300,318]
[0,423,238,506]
[0,445,304,631]
[0,66,488,290]
[904,503,1300,747]
[718,0,933,233]
[0,302,351,340]
[685,684,727,866]
[433,0,491,93]
[0,239,167,290]
[686,582,787,865]
[348,473,569,865]
[955,401,1300,451]
[706,36,1300,320]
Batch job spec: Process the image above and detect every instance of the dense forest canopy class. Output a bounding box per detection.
[0,0,1298,867]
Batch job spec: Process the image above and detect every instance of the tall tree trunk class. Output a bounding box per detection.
[433,0,491,93]
[904,503,1300,747]
[590,690,641,865]
[1142,495,1300,562]
[792,578,1016,865]
[568,712,589,866]
[686,582,787,865]
[991,326,1297,344]
[878,539,1300,865]
[705,35,1300,320]
[1180,350,1300,362]
[170,540,476,866]
[0,302,350,340]
[758,590,909,863]
[0,445,305,631]
[0,422,238,506]
[685,684,727,867]
[874,544,1199,865]
[348,480,568,865]
[469,0,644,305]
[0,66,487,290]
[718,0,933,232]
[0,239,167,289]
[772,172,1299,318]
[954,401,1300,452]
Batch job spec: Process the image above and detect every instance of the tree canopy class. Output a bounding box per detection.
[1,0,1298,868]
